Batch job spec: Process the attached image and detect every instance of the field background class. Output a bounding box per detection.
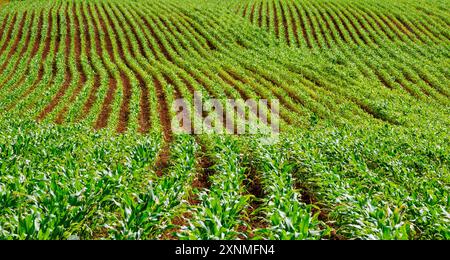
[0,0,448,240]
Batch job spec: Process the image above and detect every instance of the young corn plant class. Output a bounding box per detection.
[181,136,251,239]
[106,134,198,239]
[246,137,326,240]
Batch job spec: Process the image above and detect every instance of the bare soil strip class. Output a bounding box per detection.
[326,5,359,45]
[272,1,280,38]
[286,3,300,47]
[92,4,121,129]
[37,5,73,121]
[296,183,346,240]
[56,5,88,124]
[0,11,42,95]
[241,166,268,239]
[189,137,214,204]
[0,12,34,89]
[242,2,249,18]
[293,3,312,48]
[305,5,322,48]
[279,2,290,45]
[95,78,117,129]
[250,2,256,24]
[12,4,60,111]
[140,13,174,62]
[78,3,102,120]
[111,4,151,132]
[257,2,263,27]
[153,76,173,177]
[0,13,10,41]
[116,72,132,133]
[0,13,17,56]
[100,4,133,133]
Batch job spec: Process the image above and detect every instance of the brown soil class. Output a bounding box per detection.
[114,4,145,57]
[107,5,151,133]
[153,76,172,141]
[419,74,449,98]
[116,72,131,133]
[335,5,369,45]
[272,1,279,38]
[242,2,249,17]
[86,5,102,56]
[99,4,134,133]
[43,7,57,60]
[363,9,395,41]
[316,6,338,45]
[30,12,43,56]
[153,75,173,177]
[155,142,171,177]
[0,13,17,55]
[37,67,71,121]
[0,12,34,89]
[73,5,83,78]
[137,74,151,133]
[325,8,348,44]
[95,78,117,129]
[102,3,126,60]
[141,14,173,62]
[249,2,256,23]
[94,5,114,61]
[241,167,268,239]
[346,8,377,45]
[295,183,346,240]
[11,5,61,112]
[257,2,263,27]
[327,6,359,45]
[77,3,101,120]
[56,5,87,123]
[287,3,300,47]
[37,6,72,121]
[0,13,10,40]
[0,11,28,70]
[188,137,215,205]
[293,3,312,48]
[80,75,101,118]
[0,11,41,94]
[54,107,67,124]
[180,15,216,51]
[279,2,290,45]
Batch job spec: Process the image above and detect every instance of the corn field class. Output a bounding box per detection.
[0,0,448,240]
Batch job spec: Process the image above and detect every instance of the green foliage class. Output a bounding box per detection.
[0,0,448,240]
[0,118,161,239]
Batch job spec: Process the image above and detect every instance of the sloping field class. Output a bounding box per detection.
[0,0,449,240]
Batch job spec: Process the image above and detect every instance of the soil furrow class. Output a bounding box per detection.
[153,75,173,177]
[293,3,312,48]
[0,13,17,56]
[37,5,72,120]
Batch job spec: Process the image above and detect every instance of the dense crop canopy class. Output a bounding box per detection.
[0,0,448,240]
